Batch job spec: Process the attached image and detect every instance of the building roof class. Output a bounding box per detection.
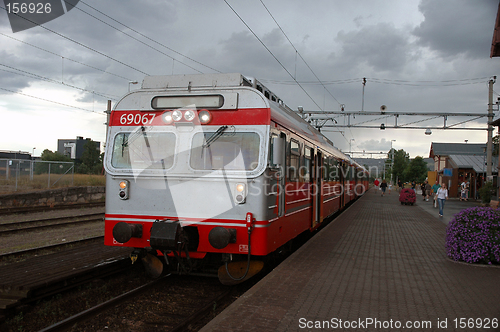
[448,154,498,174]
[429,142,486,158]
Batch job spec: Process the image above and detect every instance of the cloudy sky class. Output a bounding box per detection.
[1,0,498,159]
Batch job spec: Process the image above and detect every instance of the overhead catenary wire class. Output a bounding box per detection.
[0,63,120,101]
[223,0,323,111]
[259,0,342,106]
[0,87,105,115]
[258,0,355,149]
[67,1,212,74]
[75,0,221,74]
[259,77,490,87]
[0,5,150,76]
[0,33,134,82]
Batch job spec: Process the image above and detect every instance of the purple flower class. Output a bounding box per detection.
[445,207,500,265]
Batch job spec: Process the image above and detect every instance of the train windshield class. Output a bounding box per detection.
[111,131,176,170]
[190,132,260,171]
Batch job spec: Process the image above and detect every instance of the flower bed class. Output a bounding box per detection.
[446,207,500,265]
[399,188,416,205]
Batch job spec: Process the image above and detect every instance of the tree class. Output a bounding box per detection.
[78,140,102,174]
[404,156,429,183]
[36,149,72,174]
[40,149,72,162]
[389,148,410,183]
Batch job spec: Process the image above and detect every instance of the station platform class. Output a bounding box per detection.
[201,188,500,331]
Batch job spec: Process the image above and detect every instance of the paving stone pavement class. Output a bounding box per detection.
[201,189,500,331]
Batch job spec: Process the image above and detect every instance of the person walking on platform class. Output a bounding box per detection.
[436,183,448,217]
[374,178,380,193]
[431,181,440,208]
[420,182,426,201]
[380,179,388,196]
[424,180,431,201]
[460,181,469,201]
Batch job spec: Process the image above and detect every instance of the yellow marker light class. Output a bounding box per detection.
[119,180,130,200]
[235,183,246,204]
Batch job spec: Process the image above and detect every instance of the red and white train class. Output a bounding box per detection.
[103,73,368,284]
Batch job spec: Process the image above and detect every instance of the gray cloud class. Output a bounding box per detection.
[413,0,498,58]
[334,23,411,73]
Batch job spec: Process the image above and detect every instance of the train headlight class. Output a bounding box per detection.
[184,109,196,121]
[162,111,173,124]
[235,183,246,204]
[119,180,129,200]
[198,110,212,124]
[172,110,182,122]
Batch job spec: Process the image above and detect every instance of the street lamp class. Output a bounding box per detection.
[128,81,138,92]
[390,140,396,185]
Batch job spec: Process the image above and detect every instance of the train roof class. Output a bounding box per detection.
[139,73,364,169]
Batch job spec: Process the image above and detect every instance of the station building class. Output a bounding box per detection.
[429,142,498,199]
[57,136,101,160]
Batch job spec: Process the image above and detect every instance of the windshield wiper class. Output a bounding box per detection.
[202,125,228,149]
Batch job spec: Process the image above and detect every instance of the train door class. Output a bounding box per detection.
[273,133,286,218]
[339,161,345,208]
[312,150,323,228]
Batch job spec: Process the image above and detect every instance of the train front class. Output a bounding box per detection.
[103,74,270,284]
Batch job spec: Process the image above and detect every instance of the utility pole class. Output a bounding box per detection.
[104,100,112,147]
[487,77,496,177]
[361,78,366,112]
[390,140,396,185]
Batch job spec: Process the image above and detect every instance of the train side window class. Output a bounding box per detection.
[289,139,300,181]
[329,158,340,181]
[269,133,278,166]
[347,165,354,180]
[323,156,330,181]
[302,146,312,182]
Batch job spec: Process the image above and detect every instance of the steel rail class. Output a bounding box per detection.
[0,202,104,215]
[0,236,103,260]
[38,274,172,332]
[0,216,104,235]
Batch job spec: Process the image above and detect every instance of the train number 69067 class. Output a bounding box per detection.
[119,113,156,125]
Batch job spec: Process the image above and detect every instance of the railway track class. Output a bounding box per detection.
[0,240,132,312]
[0,201,105,215]
[0,236,103,262]
[0,212,104,235]
[39,275,233,332]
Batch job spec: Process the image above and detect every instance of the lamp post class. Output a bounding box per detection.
[390,140,396,185]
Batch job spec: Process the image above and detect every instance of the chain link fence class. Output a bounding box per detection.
[0,159,74,192]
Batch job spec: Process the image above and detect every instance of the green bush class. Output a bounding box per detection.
[479,181,494,204]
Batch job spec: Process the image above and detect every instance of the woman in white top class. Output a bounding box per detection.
[436,183,448,217]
